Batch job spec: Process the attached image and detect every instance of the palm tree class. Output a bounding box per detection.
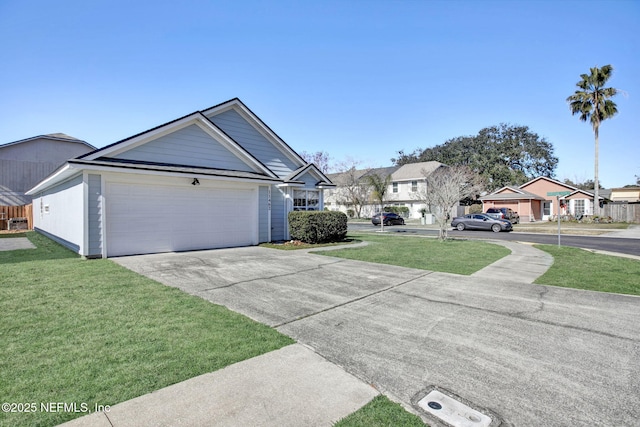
[566,65,619,215]
[366,173,392,230]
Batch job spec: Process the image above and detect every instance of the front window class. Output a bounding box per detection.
[574,199,585,216]
[293,190,320,211]
[411,181,418,192]
[392,182,398,193]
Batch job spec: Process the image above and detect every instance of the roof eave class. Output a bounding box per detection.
[26,163,78,195]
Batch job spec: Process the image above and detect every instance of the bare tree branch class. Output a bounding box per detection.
[415,166,484,240]
[331,160,372,218]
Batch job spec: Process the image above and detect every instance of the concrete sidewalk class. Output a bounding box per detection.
[601,224,640,238]
[59,344,378,427]
[471,240,553,283]
[0,237,35,251]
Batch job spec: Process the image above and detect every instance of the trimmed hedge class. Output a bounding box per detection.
[288,211,348,244]
[383,206,410,216]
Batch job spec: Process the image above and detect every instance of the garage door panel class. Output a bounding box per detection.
[106,182,256,257]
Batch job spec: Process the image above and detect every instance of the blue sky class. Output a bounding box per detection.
[1,0,638,187]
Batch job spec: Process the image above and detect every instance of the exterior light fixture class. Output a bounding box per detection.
[192,178,200,186]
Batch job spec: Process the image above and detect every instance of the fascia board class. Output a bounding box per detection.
[26,164,78,195]
[68,162,282,185]
[287,164,334,185]
[488,186,525,196]
[565,190,600,199]
[480,195,543,201]
[520,176,578,192]
[277,182,305,188]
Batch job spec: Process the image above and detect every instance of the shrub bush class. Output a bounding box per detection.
[383,206,410,216]
[469,204,483,214]
[288,211,348,244]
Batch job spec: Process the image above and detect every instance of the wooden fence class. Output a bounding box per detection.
[0,204,33,230]
[602,202,640,223]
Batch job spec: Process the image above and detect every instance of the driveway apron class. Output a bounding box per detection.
[114,247,430,327]
[114,244,640,427]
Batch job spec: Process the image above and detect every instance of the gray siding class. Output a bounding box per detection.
[258,186,269,242]
[297,171,319,188]
[270,186,286,240]
[112,124,254,172]
[208,109,299,178]
[0,159,51,204]
[87,174,102,257]
[0,139,93,205]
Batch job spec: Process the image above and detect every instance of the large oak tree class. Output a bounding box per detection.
[393,123,558,191]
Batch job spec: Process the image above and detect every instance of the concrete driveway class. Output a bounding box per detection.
[115,244,640,426]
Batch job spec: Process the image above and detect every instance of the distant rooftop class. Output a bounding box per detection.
[44,133,83,141]
[1,133,96,150]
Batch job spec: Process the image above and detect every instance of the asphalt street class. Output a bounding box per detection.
[348,223,640,256]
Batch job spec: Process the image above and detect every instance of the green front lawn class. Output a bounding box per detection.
[317,233,511,275]
[4,231,636,426]
[534,245,640,295]
[335,395,426,427]
[0,232,294,427]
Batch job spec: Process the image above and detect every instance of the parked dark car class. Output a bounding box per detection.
[486,207,520,224]
[372,212,405,226]
[451,213,513,232]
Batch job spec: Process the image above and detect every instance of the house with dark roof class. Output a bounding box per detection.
[0,133,95,205]
[26,99,334,257]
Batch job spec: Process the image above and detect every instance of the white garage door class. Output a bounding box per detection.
[106,181,256,257]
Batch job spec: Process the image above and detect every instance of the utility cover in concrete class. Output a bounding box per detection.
[418,390,491,427]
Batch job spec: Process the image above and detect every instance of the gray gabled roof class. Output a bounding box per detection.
[327,162,445,184]
[359,166,400,179]
[480,189,545,201]
[392,161,444,181]
[283,163,335,187]
[0,133,96,150]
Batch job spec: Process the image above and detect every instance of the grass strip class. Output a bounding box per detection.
[316,233,510,275]
[0,232,28,238]
[534,244,640,295]
[0,232,294,426]
[334,395,426,426]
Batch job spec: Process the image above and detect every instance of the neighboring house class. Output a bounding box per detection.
[481,176,602,222]
[27,98,334,258]
[608,187,640,203]
[0,133,95,205]
[325,161,446,218]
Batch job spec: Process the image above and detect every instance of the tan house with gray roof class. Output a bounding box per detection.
[325,161,447,218]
